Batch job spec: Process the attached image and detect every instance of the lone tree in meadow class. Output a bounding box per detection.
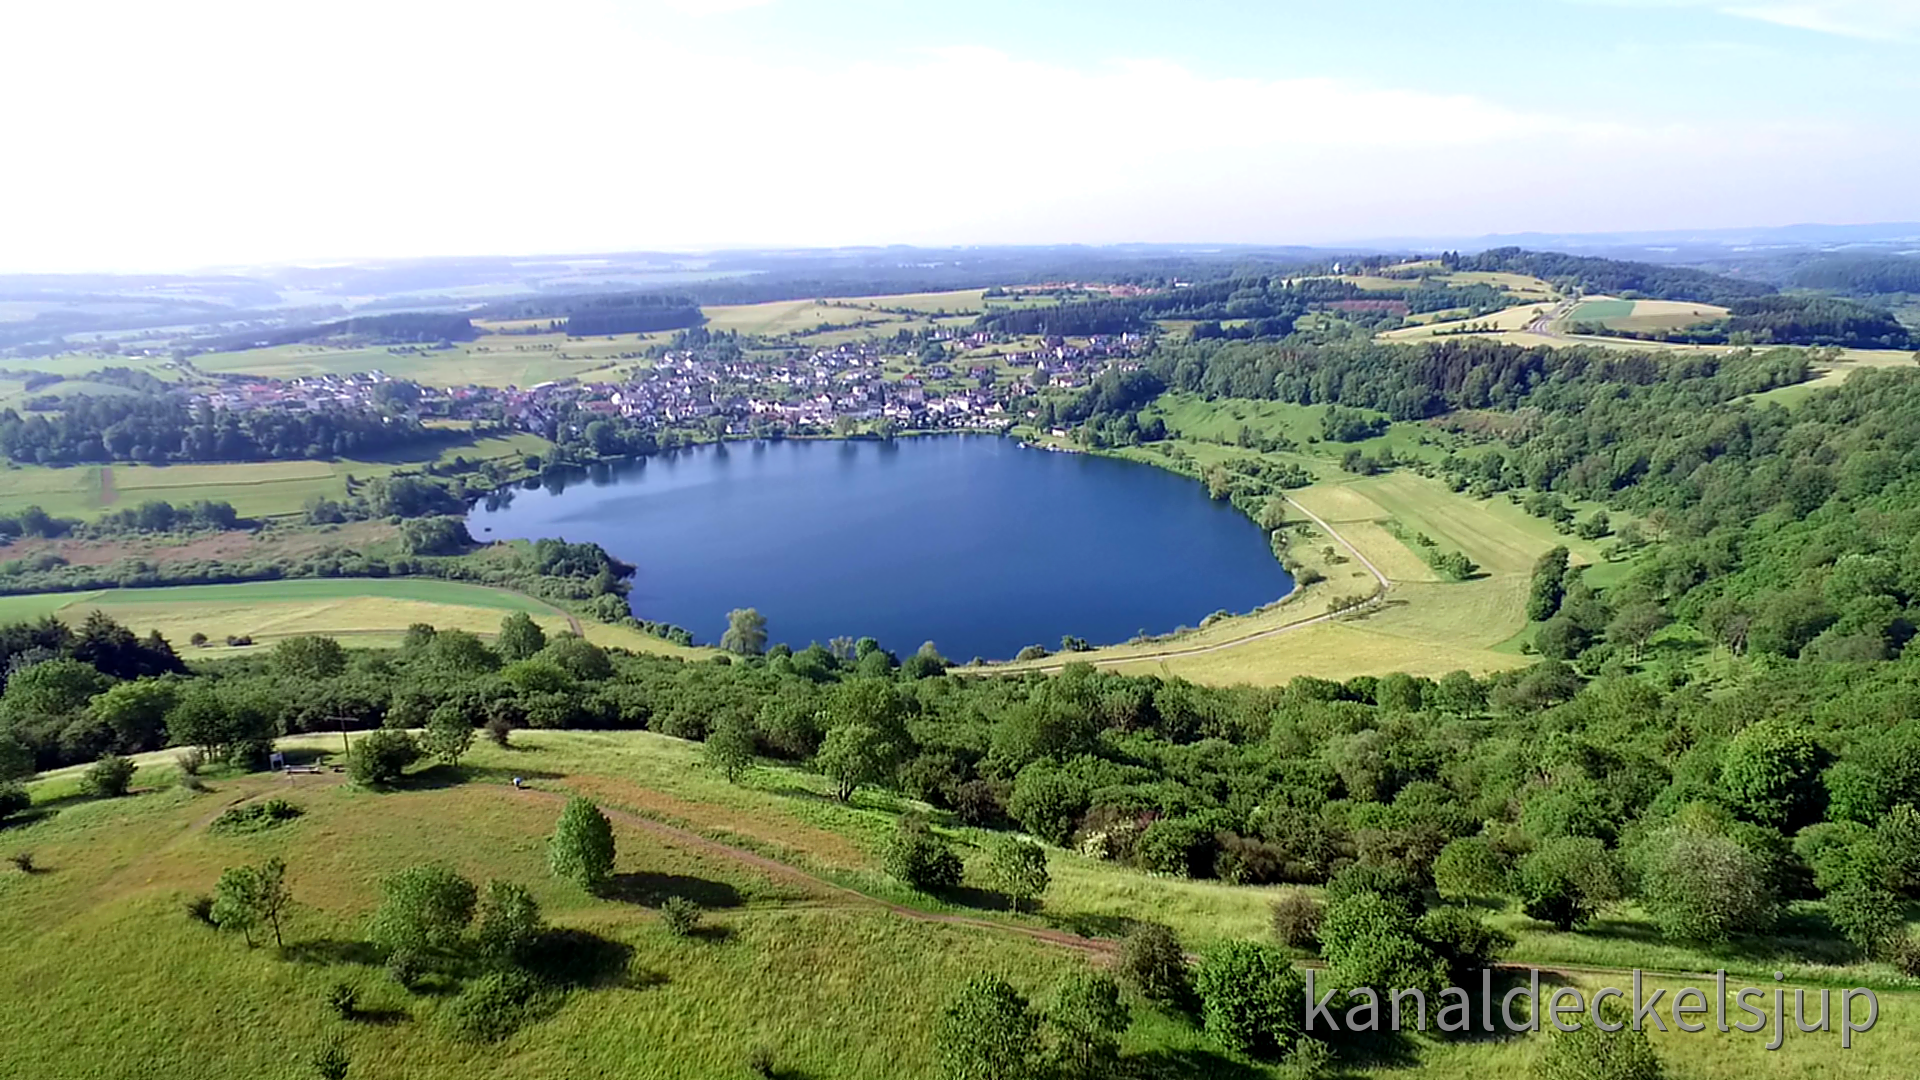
[720,607,769,656]
[986,836,1050,913]
[549,797,617,893]
[212,856,292,948]
[424,704,475,767]
[704,713,756,783]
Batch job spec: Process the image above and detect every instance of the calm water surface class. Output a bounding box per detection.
[467,437,1291,660]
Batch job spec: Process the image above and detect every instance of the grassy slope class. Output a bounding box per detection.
[0,579,711,661]
[1003,398,1612,684]
[6,729,1911,1079]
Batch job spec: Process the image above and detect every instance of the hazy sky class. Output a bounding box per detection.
[3,0,1916,271]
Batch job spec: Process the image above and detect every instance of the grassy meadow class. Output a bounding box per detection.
[5,728,1912,1079]
[189,338,655,387]
[0,578,712,661]
[999,395,1626,684]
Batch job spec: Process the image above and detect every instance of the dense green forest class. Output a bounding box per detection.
[478,292,707,335]
[1725,295,1913,349]
[0,397,435,464]
[1789,254,1920,296]
[209,313,478,351]
[1443,247,1774,305]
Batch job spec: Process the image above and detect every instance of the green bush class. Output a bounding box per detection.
[1532,1000,1665,1080]
[325,982,357,1020]
[1641,829,1778,942]
[935,975,1040,1080]
[1270,892,1324,949]
[347,729,420,786]
[440,969,551,1043]
[0,784,27,824]
[1194,940,1305,1060]
[1116,922,1190,1005]
[660,896,702,937]
[883,816,963,893]
[82,754,137,797]
[1433,836,1508,900]
[208,799,303,835]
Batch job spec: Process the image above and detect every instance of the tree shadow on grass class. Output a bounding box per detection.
[346,1007,409,1027]
[398,763,562,791]
[604,871,742,910]
[765,783,837,805]
[1041,911,1139,940]
[1119,1048,1271,1080]
[931,882,1019,914]
[281,938,384,967]
[522,928,660,991]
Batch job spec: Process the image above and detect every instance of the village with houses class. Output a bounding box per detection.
[177,326,1149,443]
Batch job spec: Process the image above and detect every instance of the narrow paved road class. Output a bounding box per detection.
[1527,297,1580,338]
[1012,493,1391,674]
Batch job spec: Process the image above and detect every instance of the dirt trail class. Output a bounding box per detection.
[509,784,1117,957]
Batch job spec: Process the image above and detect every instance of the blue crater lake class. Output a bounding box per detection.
[467,436,1292,661]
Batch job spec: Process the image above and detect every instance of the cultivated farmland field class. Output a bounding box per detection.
[0,578,570,643]
[189,338,656,387]
[1569,297,1729,331]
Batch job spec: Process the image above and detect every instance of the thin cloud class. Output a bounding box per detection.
[659,0,774,12]
[1571,0,1920,39]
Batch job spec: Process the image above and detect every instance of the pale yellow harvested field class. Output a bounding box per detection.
[91,597,578,646]
[1331,520,1441,582]
[1287,484,1391,523]
[1614,299,1729,329]
[1435,271,1557,296]
[1107,619,1527,686]
[1381,302,1550,339]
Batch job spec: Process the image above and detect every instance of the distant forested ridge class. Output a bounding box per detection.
[975,300,1151,336]
[477,292,706,336]
[1726,295,1913,349]
[1444,247,1773,305]
[1787,255,1920,296]
[212,312,478,351]
[1146,336,1806,420]
[0,397,432,464]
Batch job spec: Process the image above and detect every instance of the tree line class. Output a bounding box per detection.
[0,397,437,465]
